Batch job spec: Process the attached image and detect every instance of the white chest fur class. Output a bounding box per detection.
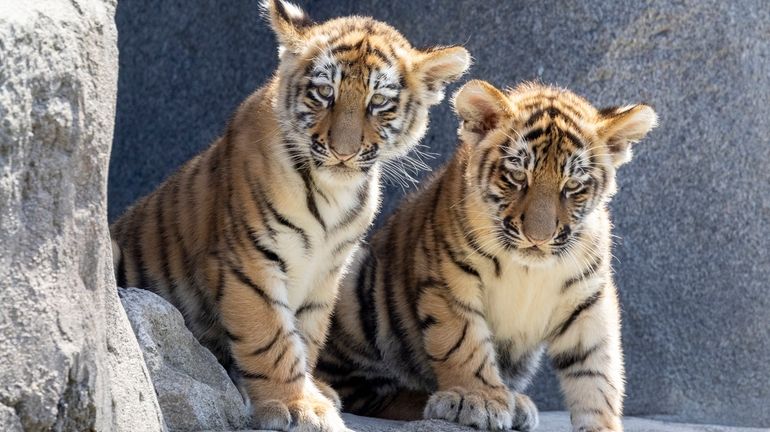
[271,169,380,311]
[481,260,569,352]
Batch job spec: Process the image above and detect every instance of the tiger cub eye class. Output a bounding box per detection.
[317,84,334,98]
[564,178,582,190]
[511,170,528,182]
[370,94,387,106]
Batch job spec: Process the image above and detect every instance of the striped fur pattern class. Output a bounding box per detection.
[317,80,657,431]
[110,1,469,430]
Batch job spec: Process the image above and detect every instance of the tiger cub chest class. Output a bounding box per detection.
[271,173,379,310]
[481,260,583,354]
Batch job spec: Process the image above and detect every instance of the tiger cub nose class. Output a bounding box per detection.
[330,148,358,162]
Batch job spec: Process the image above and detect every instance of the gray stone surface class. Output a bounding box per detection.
[119,288,251,431]
[340,412,769,432]
[0,1,165,431]
[109,0,770,428]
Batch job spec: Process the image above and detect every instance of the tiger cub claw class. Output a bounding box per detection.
[424,387,514,431]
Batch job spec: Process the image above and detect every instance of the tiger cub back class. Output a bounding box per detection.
[317,80,657,431]
[110,1,470,430]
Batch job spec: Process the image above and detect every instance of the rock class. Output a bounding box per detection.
[0,1,165,430]
[340,412,766,432]
[119,288,250,431]
[109,0,770,427]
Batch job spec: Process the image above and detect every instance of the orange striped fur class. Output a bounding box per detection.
[317,80,657,431]
[110,1,469,430]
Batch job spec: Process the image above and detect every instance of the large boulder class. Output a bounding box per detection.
[109,0,770,427]
[119,288,250,431]
[0,1,165,430]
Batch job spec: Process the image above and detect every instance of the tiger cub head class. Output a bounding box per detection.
[262,0,470,179]
[454,80,658,265]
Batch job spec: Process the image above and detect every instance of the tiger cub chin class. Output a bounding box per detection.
[110,0,470,430]
[317,80,657,431]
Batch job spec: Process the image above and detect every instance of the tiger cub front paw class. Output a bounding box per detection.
[424,387,514,430]
[512,393,539,432]
[252,390,346,432]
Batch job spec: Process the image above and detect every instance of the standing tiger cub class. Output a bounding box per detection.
[110,1,470,430]
[317,80,657,431]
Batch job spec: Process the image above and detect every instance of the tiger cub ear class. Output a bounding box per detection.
[415,46,471,105]
[261,0,313,55]
[598,104,658,167]
[453,80,512,145]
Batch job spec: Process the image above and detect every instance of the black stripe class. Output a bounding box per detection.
[154,194,175,295]
[565,369,609,380]
[170,178,196,289]
[251,331,282,356]
[368,47,392,66]
[473,352,505,389]
[554,290,602,338]
[453,179,501,277]
[562,255,603,293]
[440,234,480,278]
[523,128,547,142]
[418,315,438,331]
[214,253,225,303]
[284,371,305,384]
[263,198,310,249]
[130,201,150,289]
[241,370,269,381]
[295,302,327,317]
[252,240,288,274]
[331,39,365,55]
[272,344,287,367]
[427,321,468,362]
[242,160,276,239]
[300,170,326,230]
[356,251,380,353]
[561,128,586,148]
[382,229,425,378]
[229,263,290,309]
[330,179,370,232]
[449,295,485,318]
[315,358,355,377]
[551,340,604,370]
[115,245,127,287]
[476,147,493,187]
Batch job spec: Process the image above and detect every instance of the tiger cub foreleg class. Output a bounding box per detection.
[418,285,534,431]
[548,284,624,432]
[294,270,345,409]
[217,258,345,431]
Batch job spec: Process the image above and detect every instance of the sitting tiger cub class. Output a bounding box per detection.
[110,0,470,430]
[317,80,657,431]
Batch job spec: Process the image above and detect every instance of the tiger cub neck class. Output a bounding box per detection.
[478,208,611,353]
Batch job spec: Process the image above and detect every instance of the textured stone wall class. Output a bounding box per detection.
[109,0,770,427]
[0,1,165,430]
